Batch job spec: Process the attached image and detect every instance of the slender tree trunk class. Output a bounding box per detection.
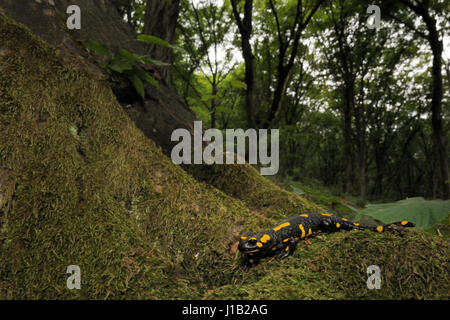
[231,0,257,129]
[374,150,384,198]
[210,83,218,128]
[267,66,290,127]
[265,0,324,127]
[426,27,449,199]
[343,80,354,195]
[400,0,449,199]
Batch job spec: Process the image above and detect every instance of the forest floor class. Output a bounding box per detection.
[0,14,448,300]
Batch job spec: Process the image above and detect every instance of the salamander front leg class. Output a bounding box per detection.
[274,238,297,259]
[242,253,260,267]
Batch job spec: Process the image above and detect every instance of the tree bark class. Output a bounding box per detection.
[143,0,181,85]
[210,82,218,128]
[332,7,355,196]
[230,0,257,129]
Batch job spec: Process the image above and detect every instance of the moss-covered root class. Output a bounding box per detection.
[0,13,262,299]
[189,163,325,220]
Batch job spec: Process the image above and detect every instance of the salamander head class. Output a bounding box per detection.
[238,233,273,254]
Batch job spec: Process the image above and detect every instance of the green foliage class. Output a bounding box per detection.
[82,39,163,99]
[81,40,109,56]
[108,55,133,73]
[124,70,145,98]
[137,34,184,52]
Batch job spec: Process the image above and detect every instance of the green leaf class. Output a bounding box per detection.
[230,80,247,90]
[143,56,171,67]
[125,71,145,99]
[132,66,159,88]
[356,197,450,230]
[201,94,219,101]
[118,48,145,64]
[108,56,133,73]
[137,34,172,47]
[82,40,109,56]
[215,106,233,114]
[137,34,185,52]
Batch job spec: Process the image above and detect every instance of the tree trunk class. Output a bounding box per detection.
[267,65,290,127]
[343,81,354,195]
[426,25,449,200]
[265,0,324,127]
[143,0,181,85]
[230,0,257,129]
[210,82,218,129]
[419,7,450,200]
[0,0,196,156]
[399,0,449,199]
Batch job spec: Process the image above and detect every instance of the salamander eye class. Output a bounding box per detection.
[248,238,257,245]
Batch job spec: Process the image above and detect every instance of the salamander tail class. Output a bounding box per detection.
[373,220,415,233]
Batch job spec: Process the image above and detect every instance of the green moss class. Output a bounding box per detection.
[206,230,449,299]
[189,163,325,220]
[0,14,261,299]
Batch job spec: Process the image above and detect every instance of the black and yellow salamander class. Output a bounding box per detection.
[238,212,415,266]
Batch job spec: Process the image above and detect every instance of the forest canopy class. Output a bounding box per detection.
[112,0,450,202]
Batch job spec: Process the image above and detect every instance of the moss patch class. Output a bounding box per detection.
[189,163,325,220]
[205,231,449,299]
[0,13,262,299]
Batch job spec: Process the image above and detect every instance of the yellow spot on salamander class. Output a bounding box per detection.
[321,213,332,216]
[283,238,289,242]
[336,223,341,228]
[273,222,291,231]
[299,224,306,238]
[353,222,360,226]
[272,247,277,251]
[260,234,271,243]
[256,242,263,248]
[240,236,247,239]
[295,237,299,241]
[376,226,383,232]
[285,246,290,252]
[308,228,312,236]
[342,218,348,221]
[299,214,309,217]
[249,237,257,240]
[401,221,409,226]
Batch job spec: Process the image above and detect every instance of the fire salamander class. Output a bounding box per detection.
[238,212,415,266]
